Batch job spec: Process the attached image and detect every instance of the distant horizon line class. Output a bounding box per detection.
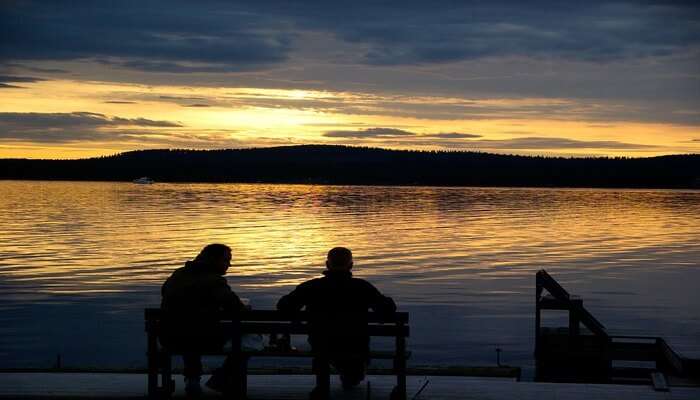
[3,144,700,162]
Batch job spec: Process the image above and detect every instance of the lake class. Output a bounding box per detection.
[0,181,698,375]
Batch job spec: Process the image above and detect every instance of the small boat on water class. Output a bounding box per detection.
[132,177,154,184]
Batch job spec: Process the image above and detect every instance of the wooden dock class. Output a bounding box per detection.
[535,270,700,385]
[1,373,699,399]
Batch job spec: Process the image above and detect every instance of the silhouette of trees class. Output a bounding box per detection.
[1,145,698,188]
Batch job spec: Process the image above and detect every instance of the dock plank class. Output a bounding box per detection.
[1,373,698,399]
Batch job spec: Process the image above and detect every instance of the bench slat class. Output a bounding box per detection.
[157,348,412,360]
[145,308,408,324]
[234,322,408,337]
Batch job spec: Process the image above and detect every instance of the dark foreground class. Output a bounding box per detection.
[1,373,699,400]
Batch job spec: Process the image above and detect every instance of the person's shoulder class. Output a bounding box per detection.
[199,272,230,287]
[300,277,324,288]
[351,277,379,290]
[163,265,188,284]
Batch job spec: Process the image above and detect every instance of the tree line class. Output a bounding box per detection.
[1,145,699,188]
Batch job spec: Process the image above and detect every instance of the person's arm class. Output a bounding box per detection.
[277,281,311,313]
[365,281,397,315]
[214,277,246,313]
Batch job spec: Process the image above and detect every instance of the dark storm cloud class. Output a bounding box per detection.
[0,112,183,143]
[2,1,698,72]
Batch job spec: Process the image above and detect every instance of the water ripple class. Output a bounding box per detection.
[0,182,698,368]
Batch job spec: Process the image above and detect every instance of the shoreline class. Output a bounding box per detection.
[1,178,699,190]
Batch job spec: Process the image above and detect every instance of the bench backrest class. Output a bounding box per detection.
[145,308,409,337]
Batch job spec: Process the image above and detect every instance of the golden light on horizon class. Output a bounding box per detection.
[2,79,699,159]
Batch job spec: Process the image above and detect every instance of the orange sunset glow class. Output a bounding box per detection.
[1,2,699,159]
[2,79,699,159]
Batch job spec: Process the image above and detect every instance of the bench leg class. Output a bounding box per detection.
[312,356,330,399]
[393,335,407,400]
[162,353,173,398]
[147,353,158,399]
[147,329,159,399]
[238,356,248,399]
[221,351,248,399]
[391,361,407,400]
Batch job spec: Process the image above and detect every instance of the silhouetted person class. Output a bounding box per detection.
[160,243,246,396]
[277,247,396,397]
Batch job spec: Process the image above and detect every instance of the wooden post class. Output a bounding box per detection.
[162,352,172,399]
[239,356,249,399]
[146,317,159,399]
[395,323,407,400]
[230,318,246,399]
[569,298,582,337]
[535,289,541,356]
[312,355,330,399]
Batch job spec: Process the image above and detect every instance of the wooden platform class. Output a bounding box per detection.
[1,373,699,399]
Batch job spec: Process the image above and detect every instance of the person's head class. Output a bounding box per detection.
[326,247,353,271]
[194,243,232,275]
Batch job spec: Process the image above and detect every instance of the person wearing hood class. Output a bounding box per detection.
[161,243,246,396]
[277,247,397,396]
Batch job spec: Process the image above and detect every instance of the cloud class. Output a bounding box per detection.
[159,95,206,101]
[1,2,292,73]
[2,1,698,74]
[0,111,298,150]
[0,112,181,128]
[309,2,700,66]
[324,127,483,140]
[103,101,137,104]
[110,116,181,127]
[3,63,69,74]
[424,132,481,139]
[322,129,654,151]
[0,112,183,143]
[0,75,46,88]
[183,104,211,108]
[0,75,46,83]
[456,137,656,150]
[324,128,416,138]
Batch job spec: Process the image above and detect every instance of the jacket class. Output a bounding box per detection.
[160,260,245,350]
[277,269,396,355]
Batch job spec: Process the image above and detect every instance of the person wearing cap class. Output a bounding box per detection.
[277,247,397,397]
[160,243,247,396]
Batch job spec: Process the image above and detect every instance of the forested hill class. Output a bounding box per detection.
[1,145,699,188]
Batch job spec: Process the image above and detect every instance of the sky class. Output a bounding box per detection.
[1,0,699,159]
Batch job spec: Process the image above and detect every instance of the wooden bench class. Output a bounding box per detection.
[145,308,410,399]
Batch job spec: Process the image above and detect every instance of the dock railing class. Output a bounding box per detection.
[535,269,697,387]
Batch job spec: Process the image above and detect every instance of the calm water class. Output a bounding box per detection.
[1,181,699,373]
